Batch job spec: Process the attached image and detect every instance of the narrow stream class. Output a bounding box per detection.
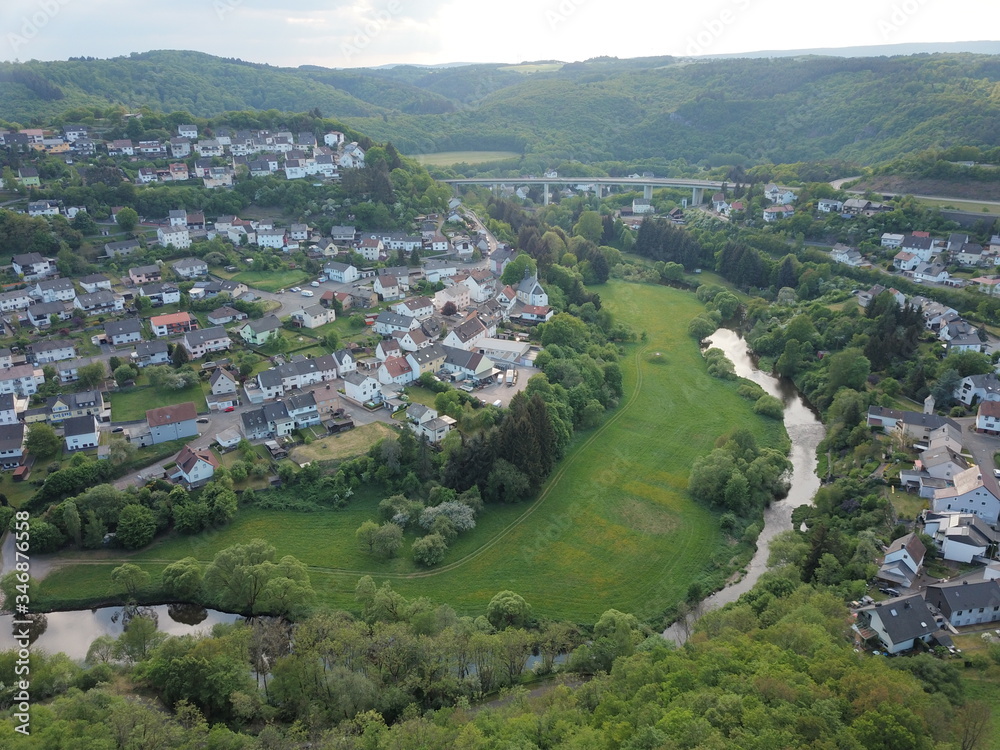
[663,328,826,644]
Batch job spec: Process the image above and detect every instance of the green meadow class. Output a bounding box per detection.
[35,282,786,622]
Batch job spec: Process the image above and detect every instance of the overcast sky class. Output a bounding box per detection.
[1,0,997,68]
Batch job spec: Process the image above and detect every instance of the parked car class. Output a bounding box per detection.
[196,417,210,424]
[290,286,302,292]
[301,290,314,297]
[317,276,327,282]
[223,406,235,412]
[111,426,124,433]
[310,281,320,287]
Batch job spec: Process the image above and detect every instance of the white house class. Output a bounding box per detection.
[977,400,1000,435]
[290,305,335,329]
[922,511,997,564]
[373,311,420,336]
[516,272,548,307]
[932,465,1000,525]
[0,423,26,469]
[30,278,76,303]
[817,199,844,213]
[925,572,1000,628]
[854,595,940,654]
[343,372,381,404]
[831,244,864,266]
[632,199,653,214]
[172,257,208,278]
[357,237,384,261]
[30,340,77,364]
[158,226,192,249]
[893,251,921,272]
[765,183,796,204]
[392,297,435,320]
[257,229,286,249]
[377,356,416,385]
[11,253,56,281]
[877,533,925,589]
[881,233,905,248]
[63,415,100,452]
[325,261,360,283]
[442,316,488,351]
[171,445,220,485]
[913,262,949,284]
[762,205,794,222]
[181,327,232,359]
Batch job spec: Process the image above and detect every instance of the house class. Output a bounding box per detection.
[289,305,335,329]
[443,316,488,351]
[435,285,471,312]
[182,326,232,359]
[172,257,208,278]
[392,328,431,352]
[441,346,495,382]
[56,358,103,385]
[0,394,22,424]
[955,243,985,267]
[132,341,170,368]
[239,315,283,346]
[977,401,1000,435]
[373,311,420,336]
[79,274,112,294]
[373,274,403,301]
[477,338,533,367]
[48,390,107,422]
[916,445,969,482]
[857,285,906,309]
[195,139,223,157]
[129,265,162,285]
[285,391,321,428]
[207,306,248,326]
[881,233,905,248]
[16,167,40,188]
[406,344,448,379]
[240,408,272,440]
[392,296,435,320]
[30,278,75,303]
[932,465,1000,525]
[948,334,985,354]
[765,183,796,204]
[74,290,124,314]
[376,338,402,362]
[30,340,76,364]
[925,572,1000,628]
[338,142,366,169]
[854,595,940,654]
[416,415,455,444]
[377,356,415,385]
[150,312,198,337]
[146,402,199,444]
[865,406,961,444]
[105,319,144,346]
[517,304,554,323]
[922,511,998,563]
[516,272,548,307]
[324,261,360,283]
[157,226,192,250]
[343,372,381,404]
[63,415,100,452]
[956,373,1000,405]
[332,349,356,377]
[711,192,728,212]
[27,200,60,217]
[169,137,191,158]
[330,225,356,243]
[27,301,71,327]
[137,167,158,184]
[178,124,198,139]
[357,237,384,262]
[877,533,925,590]
[632,199,653,214]
[0,290,32,312]
[913,262,950,284]
[831,243,864,266]
[425,259,459,283]
[900,235,937,263]
[210,368,239,397]
[817,199,844,213]
[256,229,286,249]
[0,423,26,470]
[762,205,795,222]
[104,239,141,259]
[893,251,921,272]
[171,445,220,485]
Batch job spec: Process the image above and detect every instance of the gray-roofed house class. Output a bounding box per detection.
[207,306,247,326]
[181,326,232,359]
[63,415,100,451]
[932,465,1000,524]
[29,340,76,364]
[373,311,420,336]
[105,319,143,346]
[79,274,112,294]
[172,257,209,278]
[877,533,925,590]
[132,340,170,368]
[0,423,26,469]
[925,570,1000,627]
[854,595,940,654]
[104,239,141,258]
[146,403,199,444]
[239,315,283,346]
[922,511,999,563]
[240,408,271,440]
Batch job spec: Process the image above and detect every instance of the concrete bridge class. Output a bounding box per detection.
[440,176,728,206]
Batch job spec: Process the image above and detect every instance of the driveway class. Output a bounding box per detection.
[954,416,1000,469]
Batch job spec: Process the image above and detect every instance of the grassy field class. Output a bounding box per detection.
[109,379,208,421]
[35,282,786,622]
[499,63,564,74]
[412,151,521,167]
[289,422,396,465]
[226,269,311,292]
[913,196,1000,215]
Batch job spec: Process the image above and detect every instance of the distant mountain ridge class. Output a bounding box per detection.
[3,47,1000,169]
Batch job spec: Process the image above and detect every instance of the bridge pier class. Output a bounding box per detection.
[643,184,653,200]
[691,187,703,206]
[543,182,550,206]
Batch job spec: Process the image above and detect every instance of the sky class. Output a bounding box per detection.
[1,0,998,69]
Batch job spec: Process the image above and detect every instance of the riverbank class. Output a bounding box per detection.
[664,328,825,644]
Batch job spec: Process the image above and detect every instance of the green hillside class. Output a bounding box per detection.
[5,51,1000,169]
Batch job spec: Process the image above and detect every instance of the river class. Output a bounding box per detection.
[663,328,825,644]
[0,604,242,661]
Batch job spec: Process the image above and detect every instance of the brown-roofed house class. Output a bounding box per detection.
[146,402,199,444]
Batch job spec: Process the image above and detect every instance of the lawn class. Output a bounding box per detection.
[412,151,521,167]
[35,282,787,623]
[289,422,397,465]
[913,196,1000,215]
[109,379,208,421]
[226,269,311,293]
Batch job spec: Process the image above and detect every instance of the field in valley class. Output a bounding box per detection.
[35,282,786,622]
[412,151,521,167]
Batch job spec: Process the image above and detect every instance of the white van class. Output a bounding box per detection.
[301,290,314,297]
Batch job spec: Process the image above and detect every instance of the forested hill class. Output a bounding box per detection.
[5,50,1000,167]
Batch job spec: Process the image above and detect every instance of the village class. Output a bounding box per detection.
[0,121,557,493]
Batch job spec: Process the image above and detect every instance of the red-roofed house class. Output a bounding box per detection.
[977,400,1000,435]
[150,312,198,337]
[171,444,220,485]
[377,356,415,385]
[146,402,199,444]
